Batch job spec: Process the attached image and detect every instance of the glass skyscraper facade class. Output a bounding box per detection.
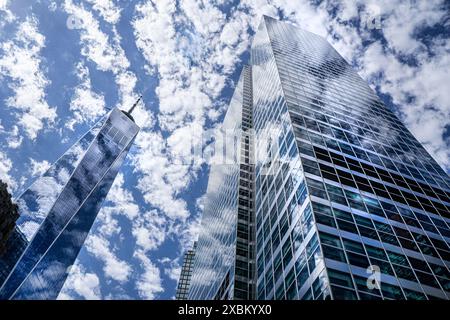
[189,16,450,300]
[188,68,246,299]
[0,107,139,300]
[189,65,257,300]
[176,242,197,300]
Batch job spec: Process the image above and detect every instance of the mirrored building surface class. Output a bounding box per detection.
[190,16,450,300]
[0,108,139,300]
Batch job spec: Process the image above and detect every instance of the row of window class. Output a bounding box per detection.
[275,54,447,183]
[312,195,450,261]
[309,144,450,204]
[280,75,424,156]
[292,112,449,190]
[329,269,427,300]
[292,107,426,167]
[302,150,449,215]
[319,230,450,298]
[302,155,450,242]
[274,41,431,162]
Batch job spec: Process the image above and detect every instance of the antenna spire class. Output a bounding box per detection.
[128,95,142,115]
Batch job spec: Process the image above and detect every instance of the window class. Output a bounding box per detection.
[302,157,321,176]
[319,231,342,248]
[346,252,370,268]
[403,288,427,300]
[326,183,348,206]
[373,221,393,233]
[315,211,337,227]
[306,177,327,199]
[342,238,365,254]
[387,251,410,267]
[337,219,358,233]
[333,208,354,222]
[415,271,440,288]
[407,256,431,273]
[378,232,399,246]
[286,281,298,300]
[322,244,347,263]
[328,269,354,288]
[353,275,382,296]
[381,283,405,299]
[392,265,417,282]
[296,179,308,206]
[285,266,296,289]
[331,285,357,300]
[354,215,375,228]
[371,258,396,276]
[344,190,366,211]
[297,265,309,288]
[312,202,332,215]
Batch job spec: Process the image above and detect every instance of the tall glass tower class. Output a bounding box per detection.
[189,16,450,300]
[0,105,140,300]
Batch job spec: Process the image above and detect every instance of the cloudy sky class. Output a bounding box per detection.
[0,0,448,299]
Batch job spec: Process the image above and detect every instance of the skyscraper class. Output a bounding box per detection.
[176,242,197,300]
[0,105,140,300]
[189,16,450,300]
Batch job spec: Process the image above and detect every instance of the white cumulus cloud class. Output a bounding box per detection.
[30,158,51,177]
[67,62,106,130]
[0,17,56,140]
[58,263,101,300]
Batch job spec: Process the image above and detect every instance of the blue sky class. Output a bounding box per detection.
[0,0,448,299]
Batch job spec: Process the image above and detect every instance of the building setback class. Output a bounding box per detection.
[0,105,140,300]
[188,16,450,300]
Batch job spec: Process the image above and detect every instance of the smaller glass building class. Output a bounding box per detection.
[0,107,139,300]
